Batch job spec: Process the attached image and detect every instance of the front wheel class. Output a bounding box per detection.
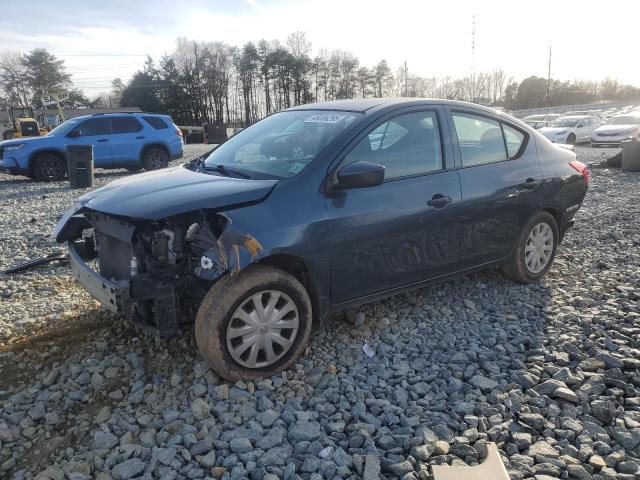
[33,154,66,181]
[501,211,558,283]
[566,134,576,145]
[195,265,312,381]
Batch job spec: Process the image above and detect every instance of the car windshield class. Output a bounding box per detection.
[550,118,580,127]
[203,110,359,179]
[609,115,640,125]
[47,118,79,136]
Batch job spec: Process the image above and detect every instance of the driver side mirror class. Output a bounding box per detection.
[336,161,385,189]
[67,130,80,138]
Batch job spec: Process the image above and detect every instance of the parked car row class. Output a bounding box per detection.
[523,107,640,147]
[0,112,184,181]
[539,115,603,145]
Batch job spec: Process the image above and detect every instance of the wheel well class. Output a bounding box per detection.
[29,150,65,177]
[259,254,322,326]
[140,143,170,162]
[543,207,564,239]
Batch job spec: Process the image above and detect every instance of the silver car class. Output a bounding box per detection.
[591,113,640,147]
[539,115,602,145]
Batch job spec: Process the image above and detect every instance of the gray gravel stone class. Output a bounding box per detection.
[2,146,640,480]
[111,458,146,479]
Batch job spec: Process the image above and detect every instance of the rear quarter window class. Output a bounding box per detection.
[143,116,169,130]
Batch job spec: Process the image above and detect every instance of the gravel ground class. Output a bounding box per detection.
[0,145,639,480]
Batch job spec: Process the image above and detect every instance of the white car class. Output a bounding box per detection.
[539,115,602,145]
[591,113,640,147]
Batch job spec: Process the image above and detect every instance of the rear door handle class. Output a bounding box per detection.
[427,193,452,208]
[96,138,108,143]
[524,178,542,189]
[136,136,145,140]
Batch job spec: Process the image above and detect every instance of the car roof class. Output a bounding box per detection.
[284,98,504,116]
[69,112,165,122]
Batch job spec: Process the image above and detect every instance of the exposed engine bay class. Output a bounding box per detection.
[62,209,263,337]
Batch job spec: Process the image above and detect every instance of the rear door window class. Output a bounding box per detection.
[452,113,506,167]
[111,117,143,134]
[452,112,527,167]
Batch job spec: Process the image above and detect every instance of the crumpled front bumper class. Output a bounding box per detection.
[68,237,179,336]
[68,241,126,313]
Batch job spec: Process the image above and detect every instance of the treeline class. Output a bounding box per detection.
[2,36,640,126]
[114,33,516,126]
[506,75,640,110]
[115,33,398,127]
[114,32,640,125]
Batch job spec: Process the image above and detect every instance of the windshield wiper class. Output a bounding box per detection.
[204,164,251,179]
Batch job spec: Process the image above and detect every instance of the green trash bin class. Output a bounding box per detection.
[66,145,94,188]
[622,140,640,172]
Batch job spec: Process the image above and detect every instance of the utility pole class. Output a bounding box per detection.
[546,46,552,108]
[471,14,476,103]
[404,61,408,96]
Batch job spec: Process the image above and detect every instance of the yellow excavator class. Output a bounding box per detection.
[2,107,49,140]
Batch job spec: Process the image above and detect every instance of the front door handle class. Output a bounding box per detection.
[524,178,542,189]
[136,136,145,140]
[96,138,108,143]
[427,193,452,208]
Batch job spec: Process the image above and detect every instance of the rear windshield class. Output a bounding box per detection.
[143,116,169,129]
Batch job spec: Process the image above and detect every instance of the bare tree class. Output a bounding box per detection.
[0,50,32,107]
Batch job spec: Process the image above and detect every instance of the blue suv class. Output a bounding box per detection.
[0,113,183,181]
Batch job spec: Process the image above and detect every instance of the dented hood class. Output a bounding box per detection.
[78,166,278,220]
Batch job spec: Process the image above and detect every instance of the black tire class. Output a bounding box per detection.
[33,154,66,182]
[501,211,558,284]
[142,147,169,171]
[195,264,312,381]
[566,134,576,146]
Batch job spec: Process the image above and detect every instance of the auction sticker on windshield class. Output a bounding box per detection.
[304,113,347,123]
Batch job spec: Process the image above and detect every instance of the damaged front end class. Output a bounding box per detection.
[56,208,263,337]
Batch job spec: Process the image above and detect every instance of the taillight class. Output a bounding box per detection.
[569,160,589,184]
[175,126,183,138]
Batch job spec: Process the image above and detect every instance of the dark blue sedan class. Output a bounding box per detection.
[55,99,589,380]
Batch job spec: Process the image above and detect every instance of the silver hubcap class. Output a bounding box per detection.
[525,222,554,274]
[226,290,299,369]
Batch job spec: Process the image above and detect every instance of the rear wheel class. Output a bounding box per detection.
[33,154,65,181]
[195,265,312,381]
[142,147,169,171]
[501,211,558,283]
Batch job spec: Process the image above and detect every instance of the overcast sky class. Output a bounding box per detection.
[1,0,638,96]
